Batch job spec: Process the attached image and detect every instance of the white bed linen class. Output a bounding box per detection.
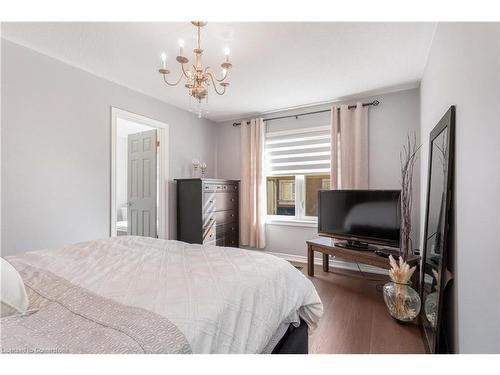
[8,236,323,354]
[116,221,128,232]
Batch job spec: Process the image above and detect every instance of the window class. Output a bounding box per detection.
[267,176,296,216]
[305,174,331,216]
[265,125,331,222]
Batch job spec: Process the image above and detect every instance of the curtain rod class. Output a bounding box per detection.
[232,100,379,127]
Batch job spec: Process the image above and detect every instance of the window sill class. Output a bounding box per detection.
[266,218,318,228]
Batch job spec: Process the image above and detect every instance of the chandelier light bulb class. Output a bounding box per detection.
[222,68,227,77]
[178,39,185,55]
[161,52,167,69]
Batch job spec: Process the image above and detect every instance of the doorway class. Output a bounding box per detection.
[110,108,169,239]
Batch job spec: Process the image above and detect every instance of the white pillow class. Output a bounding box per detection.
[1,258,29,317]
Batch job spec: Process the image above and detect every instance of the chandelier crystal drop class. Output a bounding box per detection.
[158,21,232,118]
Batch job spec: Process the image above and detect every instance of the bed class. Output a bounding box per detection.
[1,236,323,354]
[116,220,128,235]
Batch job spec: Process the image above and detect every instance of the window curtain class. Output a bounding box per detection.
[330,103,369,189]
[240,118,266,249]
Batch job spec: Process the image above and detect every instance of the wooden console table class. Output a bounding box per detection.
[306,237,420,276]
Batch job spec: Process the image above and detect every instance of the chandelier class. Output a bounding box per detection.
[158,21,232,117]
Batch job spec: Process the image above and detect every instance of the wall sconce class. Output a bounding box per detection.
[192,159,200,177]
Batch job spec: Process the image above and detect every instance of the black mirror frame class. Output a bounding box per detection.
[420,105,455,353]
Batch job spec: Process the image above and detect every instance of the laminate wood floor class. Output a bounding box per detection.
[293,262,426,354]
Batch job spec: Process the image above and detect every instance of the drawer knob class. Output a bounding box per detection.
[230,214,234,217]
[230,198,235,202]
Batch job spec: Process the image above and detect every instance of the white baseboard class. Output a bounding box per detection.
[267,251,388,276]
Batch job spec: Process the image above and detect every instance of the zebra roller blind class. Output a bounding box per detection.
[265,125,331,176]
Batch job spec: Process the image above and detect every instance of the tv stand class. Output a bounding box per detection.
[335,239,377,251]
[306,237,420,277]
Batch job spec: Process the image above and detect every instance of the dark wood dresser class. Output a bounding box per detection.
[175,178,239,247]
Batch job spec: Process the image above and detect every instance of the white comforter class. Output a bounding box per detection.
[9,236,323,354]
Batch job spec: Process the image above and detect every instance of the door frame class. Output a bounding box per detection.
[110,107,169,239]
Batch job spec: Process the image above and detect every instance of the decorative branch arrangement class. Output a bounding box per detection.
[383,133,423,322]
[385,255,419,321]
[389,255,417,284]
[399,133,421,261]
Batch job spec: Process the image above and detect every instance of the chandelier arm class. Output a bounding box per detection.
[206,67,228,82]
[162,72,184,86]
[181,63,192,79]
[207,72,226,95]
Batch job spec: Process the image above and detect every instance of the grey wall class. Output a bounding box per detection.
[216,88,421,258]
[419,23,500,353]
[1,39,218,255]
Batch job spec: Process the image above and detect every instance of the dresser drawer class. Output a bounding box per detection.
[203,210,238,228]
[204,192,238,212]
[215,210,238,225]
[221,183,238,193]
[225,232,239,248]
[204,192,217,212]
[203,212,216,228]
[216,223,239,239]
[203,183,223,192]
[204,182,239,193]
[202,225,216,244]
[214,226,239,247]
[218,193,238,211]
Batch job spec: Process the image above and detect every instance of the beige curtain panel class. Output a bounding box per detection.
[240,118,266,249]
[330,103,369,189]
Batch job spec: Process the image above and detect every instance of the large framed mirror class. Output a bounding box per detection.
[420,106,455,353]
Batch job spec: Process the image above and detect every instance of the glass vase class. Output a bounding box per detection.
[383,282,421,322]
[424,291,438,328]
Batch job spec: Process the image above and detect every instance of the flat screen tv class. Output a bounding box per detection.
[318,190,401,249]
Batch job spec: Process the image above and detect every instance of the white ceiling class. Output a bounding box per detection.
[2,22,436,122]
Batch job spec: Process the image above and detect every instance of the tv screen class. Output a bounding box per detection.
[318,190,401,247]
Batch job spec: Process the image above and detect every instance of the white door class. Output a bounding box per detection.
[127,129,157,237]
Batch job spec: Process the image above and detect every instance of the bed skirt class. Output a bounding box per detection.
[271,319,308,354]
